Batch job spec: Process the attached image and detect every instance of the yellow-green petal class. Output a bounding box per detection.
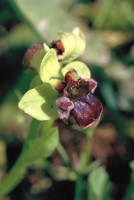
[39,49,61,83]
[62,61,91,78]
[59,27,86,63]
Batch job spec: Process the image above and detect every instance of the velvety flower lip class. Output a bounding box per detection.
[56,97,74,121]
[72,92,103,128]
[56,71,103,128]
[85,78,97,93]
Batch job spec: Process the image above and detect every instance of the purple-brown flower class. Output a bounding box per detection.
[56,70,103,128]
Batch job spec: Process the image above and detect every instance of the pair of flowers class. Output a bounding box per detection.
[19,28,103,128]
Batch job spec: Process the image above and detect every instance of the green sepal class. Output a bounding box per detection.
[18,83,59,120]
[62,61,91,78]
[59,27,85,63]
[43,43,50,51]
[39,49,62,83]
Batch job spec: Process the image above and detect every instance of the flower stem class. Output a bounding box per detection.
[80,127,95,169]
[74,172,83,200]
[0,153,26,197]
[57,142,71,167]
[0,118,40,197]
[27,118,40,141]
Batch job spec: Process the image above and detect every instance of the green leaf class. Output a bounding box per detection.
[88,166,112,199]
[18,83,59,120]
[25,120,59,161]
[59,28,86,63]
[62,61,91,78]
[39,49,61,83]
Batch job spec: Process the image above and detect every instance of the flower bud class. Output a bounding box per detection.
[51,28,85,63]
[23,44,46,72]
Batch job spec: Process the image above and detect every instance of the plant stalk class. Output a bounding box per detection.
[0,153,26,197]
[74,173,83,200]
[0,118,40,197]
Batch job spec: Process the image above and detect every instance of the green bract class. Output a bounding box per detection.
[18,28,91,121]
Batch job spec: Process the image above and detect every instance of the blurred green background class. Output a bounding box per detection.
[0,0,134,200]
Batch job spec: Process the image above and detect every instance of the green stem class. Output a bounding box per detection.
[123,174,134,200]
[80,127,95,170]
[27,118,40,141]
[0,153,26,197]
[0,118,40,197]
[74,173,83,200]
[57,142,71,167]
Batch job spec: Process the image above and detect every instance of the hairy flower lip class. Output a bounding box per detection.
[72,92,103,128]
[57,92,103,128]
[85,78,97,93]
[56,97,74,121]
[56,73,103,128]
[62,77,97,100]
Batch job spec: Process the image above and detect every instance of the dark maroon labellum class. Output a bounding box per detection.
[56,70,103,128]
[57,97,74,121]
[67,79,89,100]
[72,92,103,127]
